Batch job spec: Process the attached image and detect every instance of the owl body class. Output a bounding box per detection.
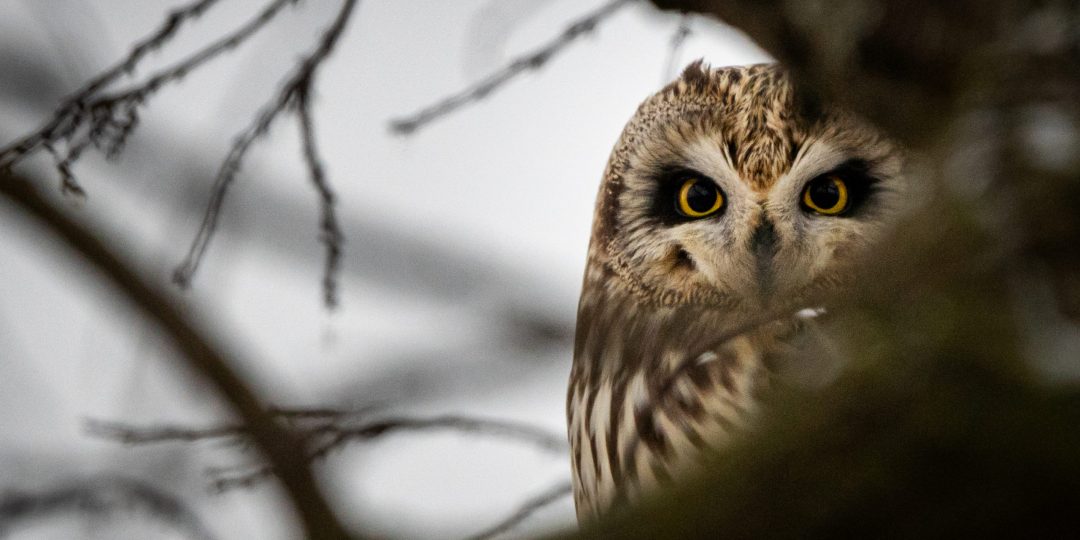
[568,62,904,521]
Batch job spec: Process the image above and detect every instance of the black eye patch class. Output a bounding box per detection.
[801,159,880,217]
[650,168,724,225]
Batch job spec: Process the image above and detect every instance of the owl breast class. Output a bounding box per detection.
[566,270,805,520]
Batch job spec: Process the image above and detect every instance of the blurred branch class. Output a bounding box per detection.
[87,411,566,452]
[0,476,215,540]
[88,411,568,491]
[87,421,247,444]
[388,0,635,135]
[466,481,572,540]
[0,0,356,308]
[661,14,692,82]
[172,0,357,310]
[303,414,568,456]
[296,86,343,308]
[0,174,352,539]
[0,0,295,191]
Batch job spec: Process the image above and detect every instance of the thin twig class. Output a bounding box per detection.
[79,0,224,98]
[204,414,567,490]
[297,86,343,308]
[86,419,247,444]
[662,14,692,82]
[0,0,297,188]
[465,481,573,540]
[0,174,352,539]
[102,0,299,104]
[0,0,223,171]
[389,0,635,135]
[307,415,569,458]
[43,142,86,197]
[84,405,384,445]
[172,0,358,305]
[89,411,567,493]
[89,414,566,454]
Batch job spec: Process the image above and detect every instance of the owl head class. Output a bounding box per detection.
[589,62,906,315]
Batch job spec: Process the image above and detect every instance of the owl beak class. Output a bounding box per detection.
[750,217,778,297]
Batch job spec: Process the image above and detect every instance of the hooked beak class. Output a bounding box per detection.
[750,215,778,298]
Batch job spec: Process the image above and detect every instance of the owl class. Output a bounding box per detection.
[567,62,905,522]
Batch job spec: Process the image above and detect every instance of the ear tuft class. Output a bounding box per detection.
[679,59,712,88]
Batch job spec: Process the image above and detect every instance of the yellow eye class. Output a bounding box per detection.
[802,175,850,215]
[676,178,724,218]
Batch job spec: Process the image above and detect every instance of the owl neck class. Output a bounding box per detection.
[572,258,751,378]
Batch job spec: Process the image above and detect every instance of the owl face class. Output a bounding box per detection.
[570,63,908,522]
[592,62,905,313]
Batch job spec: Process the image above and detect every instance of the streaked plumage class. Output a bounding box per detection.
[567,62,905,521]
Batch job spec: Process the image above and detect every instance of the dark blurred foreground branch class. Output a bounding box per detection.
[0,174,352,540]
[555,1,1080,537]
[0,476,215,540]
[389,0,635,135]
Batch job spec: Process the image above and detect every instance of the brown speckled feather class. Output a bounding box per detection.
[568,62,904,522]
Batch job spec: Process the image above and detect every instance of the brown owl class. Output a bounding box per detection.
[567,61,906,522]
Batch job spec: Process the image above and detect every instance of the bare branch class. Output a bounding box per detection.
[89,413,566,453]
[0,0,296,186]
[172,0,358,306]
[0,0,223,165]
[306,414,569,457]
[88,411,568,492]
[0,476,216,540]
[465,481,573,540]
[83,405,383,445]
[106,0,298,103]
[86,419,247,444]
[78,0,223,98]
[297,86,343,308]
[0,174,351,539]
[207,414,568,490]
[42,142,86,198]
[388,0,635,135]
